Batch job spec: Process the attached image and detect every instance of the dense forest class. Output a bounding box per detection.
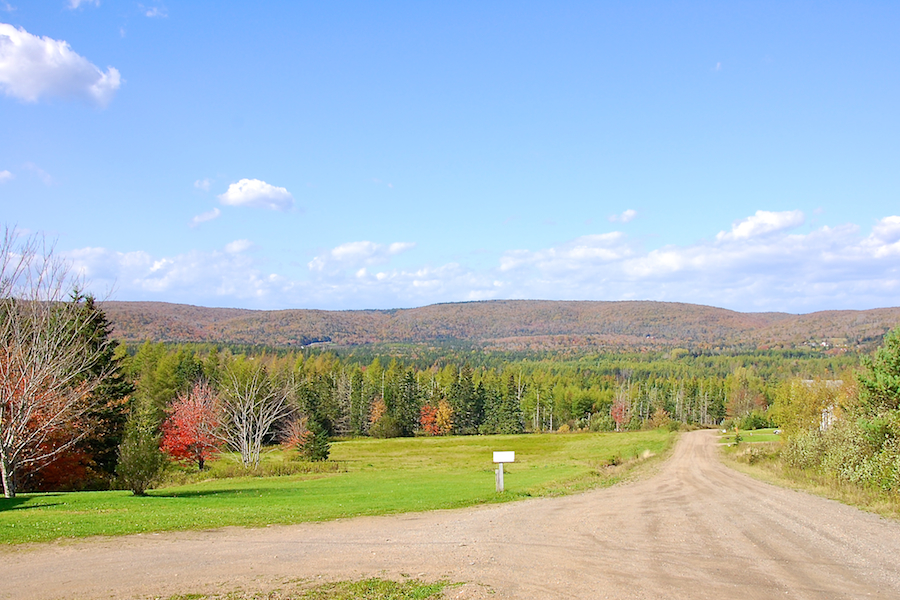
[17,331,862,494]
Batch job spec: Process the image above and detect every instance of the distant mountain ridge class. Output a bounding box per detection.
[100,300,900,352]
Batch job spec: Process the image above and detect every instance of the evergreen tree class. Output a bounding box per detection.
[394,369,421,436]
[449,364,478,434]
[72,295,134,485]
[116,398,166,496]
[300,418,331,461]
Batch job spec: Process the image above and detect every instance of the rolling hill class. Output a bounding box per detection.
[99,300,900,352]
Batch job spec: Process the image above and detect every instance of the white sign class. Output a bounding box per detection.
[493,451,515,463]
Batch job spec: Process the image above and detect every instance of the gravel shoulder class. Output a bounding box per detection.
[5,430,900,600]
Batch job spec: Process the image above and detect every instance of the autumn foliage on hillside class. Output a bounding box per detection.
[101,300,900,353]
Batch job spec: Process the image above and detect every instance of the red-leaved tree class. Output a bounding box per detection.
[420,404,438,435]
[160,380,221,470]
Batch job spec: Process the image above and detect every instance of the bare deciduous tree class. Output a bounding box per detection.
[0,228,113,497]
[217,359,290,468]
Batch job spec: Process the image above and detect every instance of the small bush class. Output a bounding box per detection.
[590,414,615,432]
[369,415,401,439]
[740,410,773,430]
[116,407,167,496]
[300,420,331,461]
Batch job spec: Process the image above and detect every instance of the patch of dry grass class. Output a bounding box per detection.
[720,441,900,520]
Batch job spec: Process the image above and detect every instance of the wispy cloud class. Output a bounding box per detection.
[190,207,220,227]
[142,5,167,18]
[0,23,121,107]
[0,169,12,183]
[218,178,294,211]
[308,241,416,273]
[608,209,637,223]
[194,178,211,191]
[137,3,167,18]
[24,162,53,185]
[224,239,253,254]
[67,0,100,9]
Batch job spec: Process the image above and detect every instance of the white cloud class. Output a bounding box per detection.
[218,178,294,211]
[500,232,631,273]
[716,210,804,241]
[66,242,275,303]
[308,240,415,273]
[142,5,167,18]
[67,212,900,313]
[0,169,12,182]
[194,178,211,191]
[608,209,637,223]
[0,23,121,107]
[190,207,220,227]
[67,0,100,9]
[225,239,252,254]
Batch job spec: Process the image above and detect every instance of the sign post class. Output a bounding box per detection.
[492,451,515,493]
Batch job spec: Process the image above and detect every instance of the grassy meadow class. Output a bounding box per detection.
[0,429,673,545]
[718,427,782,445]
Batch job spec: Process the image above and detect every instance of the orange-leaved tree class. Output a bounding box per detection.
[420,404,438,435]
[160,380,221,470]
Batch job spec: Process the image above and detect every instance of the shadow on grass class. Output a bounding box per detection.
[0,494,63,511]
[147,489,263,499]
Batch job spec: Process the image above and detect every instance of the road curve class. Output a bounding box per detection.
[4,430,900,599]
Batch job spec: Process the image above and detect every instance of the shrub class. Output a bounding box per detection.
[116,404,166,496]
[739,410,773,430]
[369,415,401,439]
[781,430,826,470]
[300,419,331,461]
[648,407,671,430]
[590,413,615,432]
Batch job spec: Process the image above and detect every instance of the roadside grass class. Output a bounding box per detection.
[164,578,451,600]
[0,430,674,545]
[718,431,900,520]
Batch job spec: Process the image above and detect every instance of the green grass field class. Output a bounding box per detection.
[0,430,674,545]
[718,427,782,445]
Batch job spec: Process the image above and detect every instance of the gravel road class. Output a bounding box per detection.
[4,429,900,599]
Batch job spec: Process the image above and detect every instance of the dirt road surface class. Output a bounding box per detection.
[4,430,900,599]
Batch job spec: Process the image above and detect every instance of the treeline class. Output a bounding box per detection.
[4,325,873,495]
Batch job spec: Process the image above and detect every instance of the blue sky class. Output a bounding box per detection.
[1,1,898,313]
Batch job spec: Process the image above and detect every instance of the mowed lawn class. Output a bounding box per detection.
[719,428,783,445]
[0,430,674,545]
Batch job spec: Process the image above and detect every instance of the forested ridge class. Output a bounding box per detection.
[101,299,900,352]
